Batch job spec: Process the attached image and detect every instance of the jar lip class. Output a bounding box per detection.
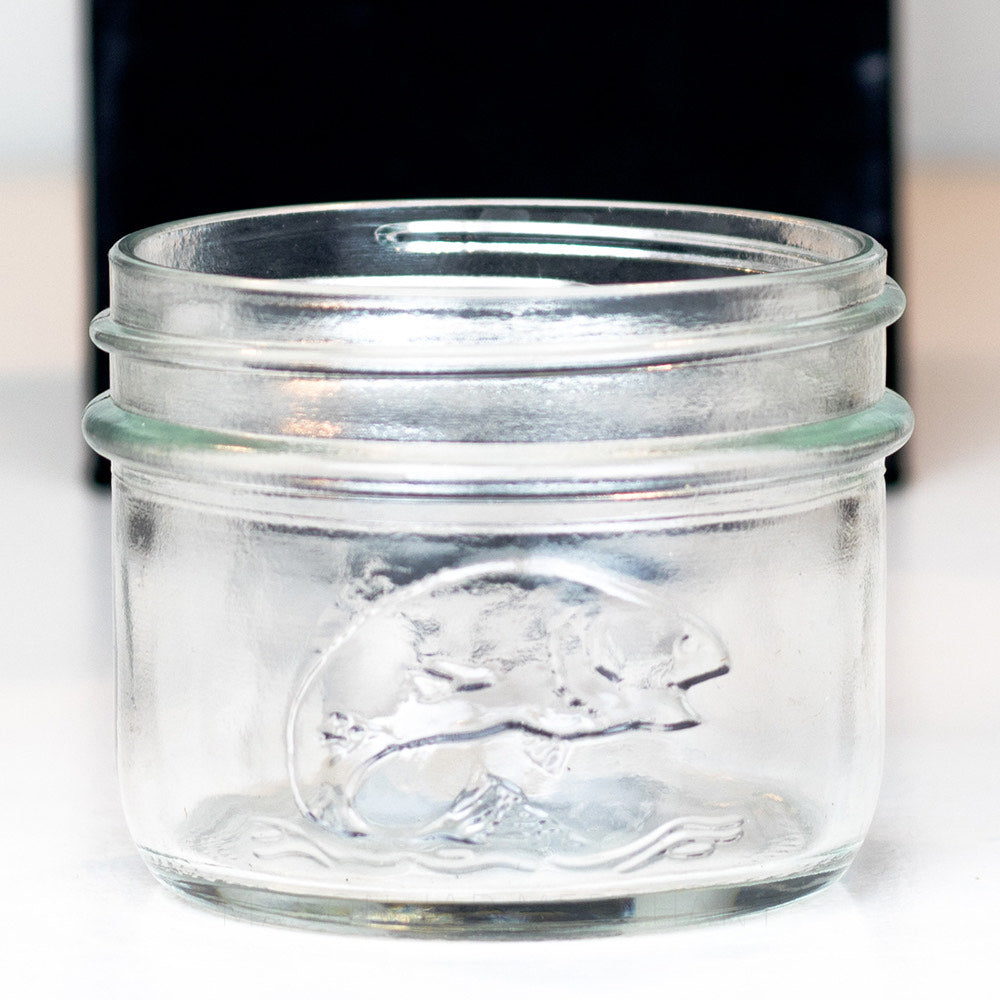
[112,198,882,302]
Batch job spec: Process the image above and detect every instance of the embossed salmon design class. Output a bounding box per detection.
[287,557,734,863]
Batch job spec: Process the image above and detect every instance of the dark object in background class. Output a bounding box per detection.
[90,1,903,484]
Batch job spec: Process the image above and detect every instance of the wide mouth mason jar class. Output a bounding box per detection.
[84,199,912,937]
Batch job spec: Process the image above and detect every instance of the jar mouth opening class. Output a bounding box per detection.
[114,198,880,300]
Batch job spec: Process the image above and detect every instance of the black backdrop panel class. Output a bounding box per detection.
[90,2,902,482]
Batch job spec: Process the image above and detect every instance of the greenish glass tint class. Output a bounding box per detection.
[85,200,912,936]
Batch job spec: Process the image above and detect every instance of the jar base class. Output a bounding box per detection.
[145,853,851,938]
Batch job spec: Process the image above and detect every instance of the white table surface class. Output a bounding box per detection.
[3,170,999,996]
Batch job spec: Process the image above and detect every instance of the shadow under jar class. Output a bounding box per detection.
[84,200,912,937]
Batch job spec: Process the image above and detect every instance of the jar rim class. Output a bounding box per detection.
[112,198,882,301]
[102,199,897,375]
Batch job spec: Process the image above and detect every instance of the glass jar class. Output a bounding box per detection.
[84,200,912,936]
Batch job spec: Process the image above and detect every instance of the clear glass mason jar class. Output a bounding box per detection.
[84,200,912,936]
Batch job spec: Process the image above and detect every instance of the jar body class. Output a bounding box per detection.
[112,463,886,930]
[86,199,911,933]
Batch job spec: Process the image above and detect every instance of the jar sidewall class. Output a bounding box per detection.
[113,464,887,897]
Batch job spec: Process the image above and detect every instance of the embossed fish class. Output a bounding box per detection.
[287,558,730,839]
